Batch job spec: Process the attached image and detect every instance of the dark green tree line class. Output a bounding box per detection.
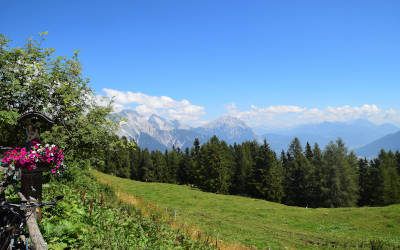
[104,134,400,208]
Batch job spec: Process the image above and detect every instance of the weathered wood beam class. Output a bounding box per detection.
[18,192,48,250]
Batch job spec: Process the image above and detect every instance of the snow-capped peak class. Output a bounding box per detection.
[148,114,176,131]
[205,115,249,129]
[116,111,257,151]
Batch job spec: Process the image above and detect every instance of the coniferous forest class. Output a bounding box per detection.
[102,135,400,208]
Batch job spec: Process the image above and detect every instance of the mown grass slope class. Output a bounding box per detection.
[93,170,400,249]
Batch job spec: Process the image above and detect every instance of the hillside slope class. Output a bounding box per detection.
[93,170,400,249]
[40,168,214,249]
[356,130,400,157]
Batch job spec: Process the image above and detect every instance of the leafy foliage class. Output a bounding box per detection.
[0,34,124,171]
[0,34,90,146]
[41,165,214,249]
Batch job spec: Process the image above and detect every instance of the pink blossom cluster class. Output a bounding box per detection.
[1,141,65,175]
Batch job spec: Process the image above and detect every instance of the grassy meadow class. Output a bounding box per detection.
[93,170,400,249]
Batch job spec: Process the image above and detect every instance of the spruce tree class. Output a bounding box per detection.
[199,136,233,194]
[358,158,371,206]
[305,142,313,161]
[283,138,313,206]
[231,142,254,195]
[247,140,284,201]
[264,152,284,202]
[191,138,202,186]
[344,151,360,205]
[165,148,181,183]
[310,143,324,207]
[280,150,288,167]
[139,149,155,182]
[367,158,385,205]
[395,151,400,175]
[130,147,141,180]
[177,148,193,184]
[151,150,167,182]
[378,150,400,205]
[320,139,358,207]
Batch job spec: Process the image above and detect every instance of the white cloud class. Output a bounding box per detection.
[98,88,400,130]
[226,103,400,130]
[99,88,205,125]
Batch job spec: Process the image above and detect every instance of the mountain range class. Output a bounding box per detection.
[356,130,400,157]
[262,119,399,152]
[116,110,256,151]
[115,110,399,157]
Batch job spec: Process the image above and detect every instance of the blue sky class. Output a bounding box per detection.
[2,0,400,128]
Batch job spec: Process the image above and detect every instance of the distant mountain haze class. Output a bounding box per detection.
[193,116,257,145]
[263,119,399,152]
[114,110,399,156]
[356,130,400,157]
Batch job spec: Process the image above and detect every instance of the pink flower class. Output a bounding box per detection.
[1,142,65,174]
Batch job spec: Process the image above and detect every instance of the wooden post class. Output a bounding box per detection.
[26,207,48,250]
[18,193,48,250]
[21,168,43,201]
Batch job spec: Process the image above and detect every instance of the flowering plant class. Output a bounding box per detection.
[1,141,65,176]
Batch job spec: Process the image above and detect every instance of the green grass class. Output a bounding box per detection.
[93,170,400,249]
